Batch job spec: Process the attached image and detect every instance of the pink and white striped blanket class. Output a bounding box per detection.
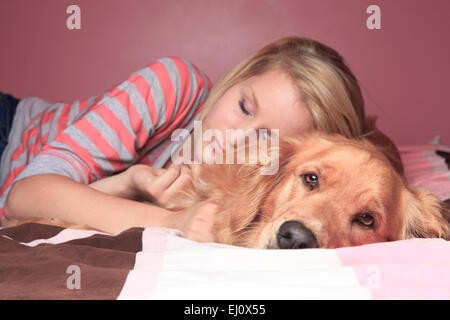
[400,143,450,201]
[1,223,449,300]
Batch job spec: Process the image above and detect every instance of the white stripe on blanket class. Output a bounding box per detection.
[22,228,108,247]
[118,228,372,300]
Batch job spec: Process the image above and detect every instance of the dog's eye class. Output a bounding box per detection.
[355,213,375,228]
[302,173,319,190]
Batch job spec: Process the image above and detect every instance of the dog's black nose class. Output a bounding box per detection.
[276,220,318,249]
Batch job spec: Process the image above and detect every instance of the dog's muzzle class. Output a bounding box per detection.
[276,220,319,249]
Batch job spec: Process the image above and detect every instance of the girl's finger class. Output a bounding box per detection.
[149,167,166,177]
[161,172,193,203]
[149,165,181,194]
[129,165,158,193]
[179,165,193,178]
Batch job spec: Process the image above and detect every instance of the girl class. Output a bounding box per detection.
[0,37,403,242]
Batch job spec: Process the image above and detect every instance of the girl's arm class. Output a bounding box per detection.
[1,57,211,235]
[4,174,175,235]
[4,173,217,241]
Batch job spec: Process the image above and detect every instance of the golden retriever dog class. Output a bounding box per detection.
[164,132,450,248]
[4,132,450,249]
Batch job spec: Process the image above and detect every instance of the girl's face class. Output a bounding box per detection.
[196,69,314,163]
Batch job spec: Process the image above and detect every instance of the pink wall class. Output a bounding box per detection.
[0,0,449,145]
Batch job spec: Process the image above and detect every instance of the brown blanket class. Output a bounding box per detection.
[0,223,143,299]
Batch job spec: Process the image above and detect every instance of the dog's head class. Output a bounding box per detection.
[234,133,450,249]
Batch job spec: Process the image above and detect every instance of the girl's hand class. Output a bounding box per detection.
[127,164,193,206]
[169,200,219,242]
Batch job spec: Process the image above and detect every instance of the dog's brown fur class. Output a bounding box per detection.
[164,132,449,248]
[4,132,450,248]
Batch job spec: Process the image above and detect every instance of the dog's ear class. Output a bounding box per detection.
[204,137,297,245]
[403,188,450,240]
[227,164,281,233]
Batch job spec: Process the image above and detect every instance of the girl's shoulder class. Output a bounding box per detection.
[131,56,213,91]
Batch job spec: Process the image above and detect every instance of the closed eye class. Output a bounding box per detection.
[239,98,253,117]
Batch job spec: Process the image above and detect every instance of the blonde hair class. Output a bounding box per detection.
[199,36,403,173]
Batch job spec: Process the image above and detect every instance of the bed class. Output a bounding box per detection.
[0,141,449,300]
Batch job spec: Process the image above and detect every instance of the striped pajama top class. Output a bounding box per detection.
[0,57,212,219]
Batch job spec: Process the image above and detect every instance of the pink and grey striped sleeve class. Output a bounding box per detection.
[15,57,211,184]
